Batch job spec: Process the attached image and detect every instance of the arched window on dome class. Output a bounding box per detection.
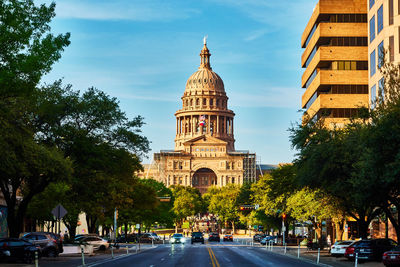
[203,98,206,106]
[185,99,188,107]
[216,99,219,107]
[210,99,213,106]
[196,98,199,106]
[190,99,193,107]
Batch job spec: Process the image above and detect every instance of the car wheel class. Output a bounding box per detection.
[99,245,106,251]
[191,242,193,244]
[23,251,34,264]
[47,248,58,257]
[202,241,204,244]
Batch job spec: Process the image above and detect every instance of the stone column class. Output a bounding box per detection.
[216,115,219,135]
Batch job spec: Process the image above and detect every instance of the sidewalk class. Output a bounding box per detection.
[260,245,384,267]
[1,244,157,267]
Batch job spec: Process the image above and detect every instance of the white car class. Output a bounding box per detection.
[78,236,109,251]
[330,240,354,257]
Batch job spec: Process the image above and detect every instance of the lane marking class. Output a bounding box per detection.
[208,247,221,267]
[207,247,216,267]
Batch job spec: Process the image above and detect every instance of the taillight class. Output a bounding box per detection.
[345,247,354,255]
[383,252,388,259]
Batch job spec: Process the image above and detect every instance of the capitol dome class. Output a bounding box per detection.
[184,41,225,93]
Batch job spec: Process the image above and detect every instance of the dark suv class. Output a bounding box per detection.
[345,238,398,261]
[191,232,204,244]
[208,232,220,242]
[21,232,59,257]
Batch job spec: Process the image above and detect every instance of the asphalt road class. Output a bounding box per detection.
[6,239,383,267]
[81,242,319,267]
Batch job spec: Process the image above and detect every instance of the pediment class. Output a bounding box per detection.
[183,135,227,146]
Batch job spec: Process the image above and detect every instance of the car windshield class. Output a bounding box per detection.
[355,241,371,247]
[173,234,183,238]
[192,232,202,237]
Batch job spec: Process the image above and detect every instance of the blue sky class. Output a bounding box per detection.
[38,0,318,164]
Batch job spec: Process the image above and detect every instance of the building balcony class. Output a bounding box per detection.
[305,93,369,119]
[302,70,368,107]
[302,46,367,86]
[301,0,367,47]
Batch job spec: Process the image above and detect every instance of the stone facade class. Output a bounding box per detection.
[140,40,256,194]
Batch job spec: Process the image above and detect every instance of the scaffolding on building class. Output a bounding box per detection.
[243,152,257,183]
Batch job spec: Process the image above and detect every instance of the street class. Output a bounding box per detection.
[74,243,317,267]
[29,238,384,267]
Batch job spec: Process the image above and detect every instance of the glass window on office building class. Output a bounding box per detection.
[370,0,375,9]
[370,16,376,42]
[370,49,376,77]
[389,0,394,25]
[371,84,377,108]
[379,78,385,101]
[378,41,384,68]
[377,5,384,33]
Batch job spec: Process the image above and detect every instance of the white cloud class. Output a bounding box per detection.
[39,0,200,21]
[244,28,271,42]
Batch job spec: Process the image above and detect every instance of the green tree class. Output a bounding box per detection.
[251,165,298,233]
[171,186,203,232]
[208,184,240,233]
[290,118,383,239]
[0,0,71,237]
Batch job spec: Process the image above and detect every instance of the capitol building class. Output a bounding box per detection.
[140,40,269,194]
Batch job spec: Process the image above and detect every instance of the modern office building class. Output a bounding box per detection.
[139,40,257,194]
[368,0,400,106]
[301,0,370,126]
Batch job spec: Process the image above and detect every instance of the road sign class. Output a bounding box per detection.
[255,204,260,210]
[282,226,286,232]
[136,224,140,229]
[52,204,67,219]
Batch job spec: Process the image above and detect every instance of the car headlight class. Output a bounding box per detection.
[171,238,175,242]
[181,238,185,243]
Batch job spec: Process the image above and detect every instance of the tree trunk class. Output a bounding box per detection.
[358,220,369,239]
[335,222,344,241]
[86,214,98,234]
[231,221,235,234]
[7,208,24,238]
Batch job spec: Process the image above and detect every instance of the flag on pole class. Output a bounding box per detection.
[199,115,206,126]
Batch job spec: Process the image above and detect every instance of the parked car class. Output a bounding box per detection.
[253,234,266,242]
[330,240,354,257]
[223,234,233,242]
[139,233,157,243]
[37,232,63,254]
[191,232,204,244]
[21,232,59,257]
[116,234,137,243]
[382,246,400,266]
[170,233,185,244]
[345,238,398,261]
[150,233,161,241]
[76,236,109,251]
[0,238,40,263]
[260,236,277,245]
[208,232,220,242]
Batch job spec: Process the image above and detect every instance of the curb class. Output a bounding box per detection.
[76,245,158,267]
[262,248,333,267]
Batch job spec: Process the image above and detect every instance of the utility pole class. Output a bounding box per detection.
[114,208,118,241]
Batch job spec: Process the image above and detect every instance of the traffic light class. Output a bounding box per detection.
[282,213,286,220]
[239,205,254,211]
